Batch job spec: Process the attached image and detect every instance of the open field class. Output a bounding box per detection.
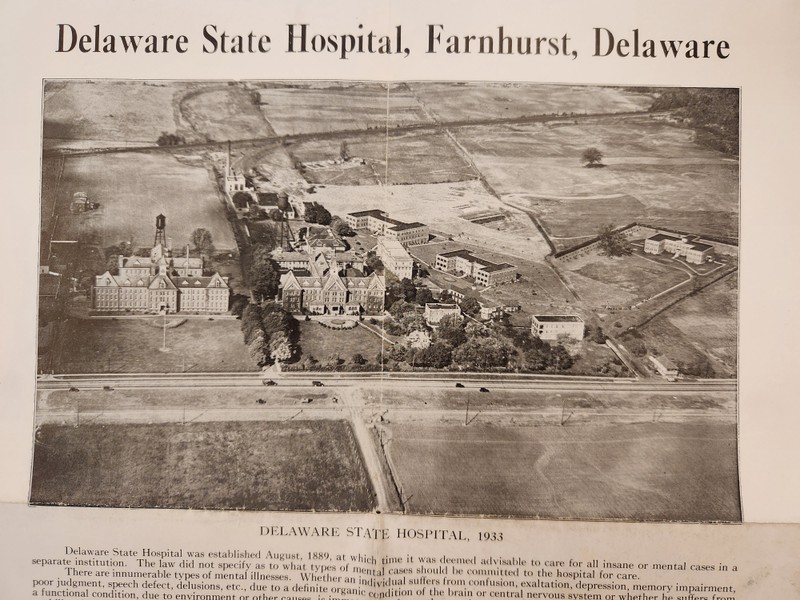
[383,421,740,521]
[252,81,432,135]
[180,85,276,142]
[52,318,256,374]
[43,80,191,149]
[561,251,691,307]
[50,152,236,250]
[312,181,552,262]
[30,420,374,511]
[410,83,654,122]
[452,116,739,240]
[637,273,738,377]
[365,386,735,414]
[297,320,385,367]
[288,129,477,185]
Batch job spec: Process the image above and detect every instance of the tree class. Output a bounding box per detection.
[249,247,281,302]
[415,288,434,306]
[398,312,428,334]
[351,352,367,365]
[435,314,467,348]
[389,299,416,320]
[269,333,293,363]
[268,208,284,221]
[365,255,384,274]
[330,216,354,237]
[438,289,453,303]
[241,303,264,344]
[247,331,268,367]
[232,191,251,209]
[596,224,632,257]
[582,147,604,167]
[460,296,481,317]
[453,337,511,370]
[304,202,332,226]
[548,344,574,373]
[416,342,452,368]
[399,278,417,302]
[191,228,215,256]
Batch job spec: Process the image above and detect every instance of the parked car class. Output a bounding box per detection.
[455,383,465,388]
[68,386,79,392]
[256,398,266,405]
[312,381,324,387]
[103,385,113,391]
[479,387,490,393]
[262,379,277,386]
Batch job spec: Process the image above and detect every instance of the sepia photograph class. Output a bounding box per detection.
[31,80,740,521]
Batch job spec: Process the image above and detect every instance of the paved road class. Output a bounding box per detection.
[37,372,737,393]
[35,372,735,514]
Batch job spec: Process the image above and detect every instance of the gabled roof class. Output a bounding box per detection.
[323,270,347,292]
[149,274,176,290]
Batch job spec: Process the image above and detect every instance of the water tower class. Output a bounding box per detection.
[154,214,167,247]
[276,194,295,249]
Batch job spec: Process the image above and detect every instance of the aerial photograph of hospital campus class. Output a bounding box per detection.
[32,80,739,522]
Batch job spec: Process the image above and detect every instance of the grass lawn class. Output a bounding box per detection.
[298,320,385,366]
[52,152,236,250]
[43,80,185,149]
[253,81,432,136]
[385,421,740,521]
[53,318,256,373]
[410,83,654,123]
[562,252,690,307]
[290,129,476,186]
[637,273,738,377]
[453,115,738,241]
[31,420,374,511]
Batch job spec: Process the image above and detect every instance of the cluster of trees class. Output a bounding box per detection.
[241,302,300,368]
[383,304,577,373]
[650,88,739,156]
[304,202,332,225]
[596,224,632,257]
[156,132,186,146]
[248,246,281,303]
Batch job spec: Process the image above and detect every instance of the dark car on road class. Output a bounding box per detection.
[455,383,465,388]
[312,381,324,387]
[479,387,490,393]
[262,379,277,386]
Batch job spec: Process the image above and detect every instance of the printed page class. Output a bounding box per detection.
[1,0,800,597]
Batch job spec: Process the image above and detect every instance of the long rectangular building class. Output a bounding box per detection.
[435,249,516,286]
[531,315,584,341]
[346,209,429,247]
[376,237,414,280]
[644,233,715,264]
